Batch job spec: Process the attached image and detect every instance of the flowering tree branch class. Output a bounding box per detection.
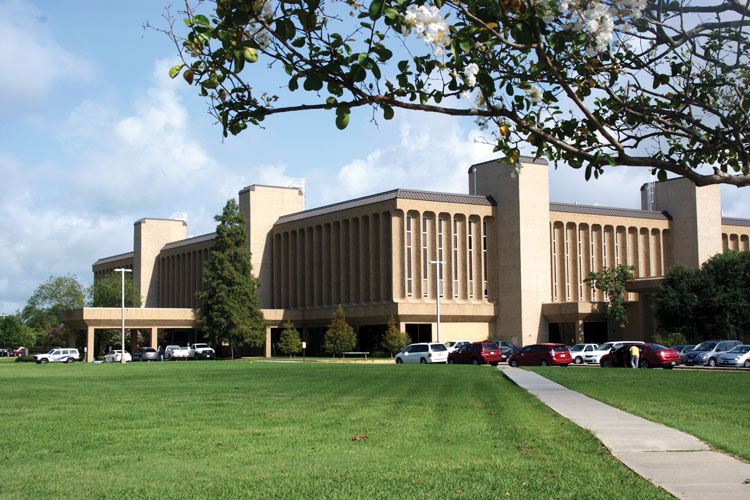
[155,0,750,187]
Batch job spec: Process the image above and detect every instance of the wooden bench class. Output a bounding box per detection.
[342,351,371,360]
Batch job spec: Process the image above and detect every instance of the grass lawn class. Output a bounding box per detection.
[526,367,750,462]
[0,362,673,499]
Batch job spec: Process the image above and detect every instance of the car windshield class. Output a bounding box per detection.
[598,343,614,351]
[483,343,499,350]
[649,344,668,351]
[571,345,584,352]
[47,349,57,354]
[693,342,717,351]
[727,345,750,354]
[553,346,569,352]
[194,344,208,348]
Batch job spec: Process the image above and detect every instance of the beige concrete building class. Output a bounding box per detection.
[66,158,749,360]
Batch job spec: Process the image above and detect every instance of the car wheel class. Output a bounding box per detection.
[510,360,518,367]
[395,358,403,364]
[420,358,427,364]
[639,359,650,368]
[472,358,480,365]
[601,359,610,368]
[708,358,717,367]
[540,359,548,367]
[744,360,750,368]
[574,357,583,364]
[66,358,74,363]
[490,362,498,366]
[448,358,455,364]
[41,359,48,364]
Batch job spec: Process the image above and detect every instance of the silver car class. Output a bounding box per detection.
[683,340,742,367]
[395,343,449,364]
[717,345,750,368]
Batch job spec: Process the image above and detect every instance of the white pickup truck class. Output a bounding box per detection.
[189,343,216,360]
[165,345,190,360]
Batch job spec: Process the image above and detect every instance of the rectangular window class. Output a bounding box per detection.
[552,227,558,301]
[482,220,488,298]
[616,230,620,265]
[564,227,571,299]
[603,230,608,269]
[406,215,413,297]
[453,218,459,298]
[422,216,428,297]
[468,219,474,299]
[590,230,595,274]
[578,227,583,301]
[438,218,444,298]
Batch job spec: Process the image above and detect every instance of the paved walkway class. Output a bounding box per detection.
[499,366,750,500]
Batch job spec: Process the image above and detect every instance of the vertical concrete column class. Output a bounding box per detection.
[380,212,389,302]
[305,227,313,307]
[370,214,379,302]
[575,319,585,344]
[130,329,138,354]
[332,222,341,305]
[322,224,331,306]
[86,327,95,362]
[290,231,298,308]
[273,233,281,307]
[391,211,404,301]
[265,325,272,357]
[360,216,369,303]
[281,232,289,308]
[351,218,359,304]
[298,229,306,308]
[313,225,322,307]
[149,328,157,348]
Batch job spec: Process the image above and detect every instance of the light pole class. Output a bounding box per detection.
[428,260,445,343]
[114,268,132,364]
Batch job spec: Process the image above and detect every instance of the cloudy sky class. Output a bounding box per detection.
[1,0,747,314]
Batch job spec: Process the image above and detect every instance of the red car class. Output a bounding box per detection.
[448,341,503,366]
[600,343,680,369]
[507,343,572,367]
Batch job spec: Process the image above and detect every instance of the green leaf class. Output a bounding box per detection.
[383,104,394,120]
[335,110,350,130]
[369,0,385,20]
[303,74,324,91]
[243,47,259,63]
[275,19,295,41]
[193,14,211,26]
[288,77,299,91]
[168,64,183,79]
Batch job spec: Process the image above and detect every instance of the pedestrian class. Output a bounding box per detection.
[629,344,640,368]
[158,345,164,361]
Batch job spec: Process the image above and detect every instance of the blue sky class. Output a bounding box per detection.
[1,0,747,314]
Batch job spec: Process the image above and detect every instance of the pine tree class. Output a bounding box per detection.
[381,315,410,357]
[323,305,356,358]
[277,321,302,358]
[197,199,265,358]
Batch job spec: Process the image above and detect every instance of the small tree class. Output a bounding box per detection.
[198,199,266,358]
[88,272,141,307]
[381,315,410,357]
[277,321,302,358]
[22,275,85,346]
[585,265,635,327]
[324,305,357,358]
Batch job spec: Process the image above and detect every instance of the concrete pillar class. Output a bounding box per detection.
[86,327,95,362]
[265,325,272,357]
[575,320,584,344]
[149,328,157,348]
[130,329,138,354]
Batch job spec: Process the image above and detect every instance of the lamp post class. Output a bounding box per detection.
[114,268,132,364]
[428,260,445,343]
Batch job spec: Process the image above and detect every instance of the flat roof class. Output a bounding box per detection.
[162,232,216,251]
[723,217,750,227]
[549,202,672,221]
[93,252,134,266]
[276,189,495,224]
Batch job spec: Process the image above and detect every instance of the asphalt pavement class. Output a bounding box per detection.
[499,365,750,500]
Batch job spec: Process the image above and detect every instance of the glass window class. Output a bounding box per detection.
[406,215,413,297]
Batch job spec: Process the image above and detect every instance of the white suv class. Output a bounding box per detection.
[584,341,644,364]
[569,343,600,364]
[34,348,80,364]
[395,343,449,364]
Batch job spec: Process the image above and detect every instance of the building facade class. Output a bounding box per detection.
[75,158,749,359]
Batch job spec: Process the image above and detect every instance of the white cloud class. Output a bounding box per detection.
[0,0,92,109]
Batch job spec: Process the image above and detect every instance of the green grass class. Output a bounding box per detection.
[0,362,673,499]
[526,367,750,462]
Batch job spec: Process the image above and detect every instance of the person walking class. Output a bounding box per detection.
[629,344,640,368]
[158,345,164,362]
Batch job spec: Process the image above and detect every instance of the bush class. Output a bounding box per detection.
[15,355,34,362]
[652,332,688,347]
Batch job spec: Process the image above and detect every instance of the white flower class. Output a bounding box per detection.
[461,90,472,99]
[526,85,543,103]
[403,5,451,58]
[464,63,479,87]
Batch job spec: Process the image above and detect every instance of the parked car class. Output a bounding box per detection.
[189,343,216,360]
[682,340,743,367]
[569,343,600,364]
[132,347,158,362]
[394,343,449,364]
[716,345,750,368]
[507,344,572,367]
[164,345,190,360]
[448,341,502,365]
[501,346,522,361]
[583,341,644,364]
[600,343,680,368]
[34,348,80,364]
[444,340,471,353]
[104,350,132,363]
[670,344,696,364]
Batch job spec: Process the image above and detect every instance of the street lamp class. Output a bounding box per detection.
[428,260,445,343]
[114,268,132,364]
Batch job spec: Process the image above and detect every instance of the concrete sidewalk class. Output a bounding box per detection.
[499,366,750,500]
